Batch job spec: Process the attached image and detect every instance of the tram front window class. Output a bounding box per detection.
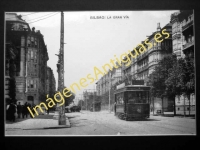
[125,91,148,104]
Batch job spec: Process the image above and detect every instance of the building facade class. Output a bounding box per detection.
[170,11,185,59]
[96,63,122,96]
[173,10,195,115]
[5,13,49,106]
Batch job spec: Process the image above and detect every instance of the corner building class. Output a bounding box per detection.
[5,13,49,105]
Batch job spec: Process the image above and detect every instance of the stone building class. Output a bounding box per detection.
[5,42,18,105]
[5,13,49,105]
[172,10,195,115]
[96,63,122,96]
[121,22,172,83]
[170,11,185,59]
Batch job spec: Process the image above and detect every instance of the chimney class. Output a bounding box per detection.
[157,23,161,31]
[32,27,35,32]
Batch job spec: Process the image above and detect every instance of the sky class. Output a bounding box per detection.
[10,10,178,104]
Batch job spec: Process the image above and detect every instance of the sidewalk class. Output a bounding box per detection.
[150,112,195,119]
[5,113,70,131]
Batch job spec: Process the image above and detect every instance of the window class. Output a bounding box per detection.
[125,91,149,104]
[31,37,34,46]
[27,39,31,47]
[27,80,30,88]
[34,80,37,89]
[35,38,37,47]
[31,50,33,59]
[27,50,30,61]
[34,50,37,62]
[30,80,33,88]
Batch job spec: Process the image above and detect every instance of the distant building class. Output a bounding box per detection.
[96,62,122,96]
[5,13,49,105]
[46,67,56,98]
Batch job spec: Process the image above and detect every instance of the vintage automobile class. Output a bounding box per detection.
[65,105,81,113]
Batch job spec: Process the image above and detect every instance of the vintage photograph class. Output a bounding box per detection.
[5,10,196,136]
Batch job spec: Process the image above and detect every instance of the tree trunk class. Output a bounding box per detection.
[173,95,176,116]
[184,95,185,117]
[188,94,190,116]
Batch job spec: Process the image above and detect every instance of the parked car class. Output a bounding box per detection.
[70,106,81,112]
[65,106,71,113]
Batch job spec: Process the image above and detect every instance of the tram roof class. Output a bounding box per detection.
[114,85,151,94]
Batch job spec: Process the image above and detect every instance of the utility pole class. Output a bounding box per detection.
[58,11,66,125]
[93,85,95,112]
[109,71,111,113]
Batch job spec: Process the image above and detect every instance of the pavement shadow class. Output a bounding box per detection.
[32,114,53,119]
[70,121,86,127]
[6,117,30,124]
[127,118,160,121]
[66,115,80,119]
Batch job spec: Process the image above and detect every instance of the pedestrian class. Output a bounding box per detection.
[30,103,36,118]
[47,108,49,115]
[114,102,116,116]
[7,101,16,122]
[22,102,28,119]
[6,101,11,120]
[17,102,22,118]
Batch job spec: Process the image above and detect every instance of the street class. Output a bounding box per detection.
[5,111,196,136]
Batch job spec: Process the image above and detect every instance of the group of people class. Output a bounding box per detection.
[6,101,35,122]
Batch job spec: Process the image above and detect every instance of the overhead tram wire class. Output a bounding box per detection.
[25,12,58,22]
[6,12,39,19]
[27,12,60,24]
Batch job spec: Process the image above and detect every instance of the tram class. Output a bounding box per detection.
[114,80,150,120]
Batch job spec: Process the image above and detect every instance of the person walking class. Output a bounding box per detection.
[17,102,22,119]
[7,101,16,122]
[22,102,28,119]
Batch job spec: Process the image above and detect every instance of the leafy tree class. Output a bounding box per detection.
[65,91,75,106]
[149,54,177,98]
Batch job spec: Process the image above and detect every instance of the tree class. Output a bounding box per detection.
[148,54,177,114]
[149,55,177,97]
[165,57,185,115]
[65,91,75,106]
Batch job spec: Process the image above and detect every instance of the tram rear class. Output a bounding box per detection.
[114,82,150,120]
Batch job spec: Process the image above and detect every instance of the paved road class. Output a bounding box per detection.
[5,111,196,136]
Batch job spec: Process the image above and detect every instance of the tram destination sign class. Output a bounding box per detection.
[132,80,144,85]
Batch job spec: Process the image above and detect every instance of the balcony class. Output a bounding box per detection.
[148,46,161,54]
[137,51,148,61]
[136,64,149,73]
[182,20,193,32]
[182,40,194,51]
[172,32,181,40]
[148,61,158,67]
[122,63,131,70]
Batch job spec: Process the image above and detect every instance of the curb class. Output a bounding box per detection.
[18,118,71,130]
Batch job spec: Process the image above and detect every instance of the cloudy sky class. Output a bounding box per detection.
[10,10,178,104]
